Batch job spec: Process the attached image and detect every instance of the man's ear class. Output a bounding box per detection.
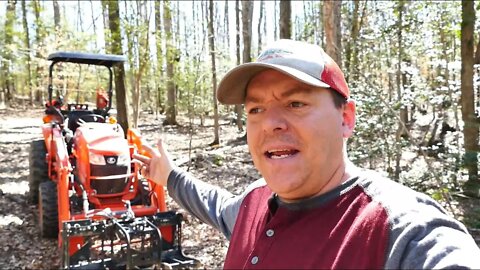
[342,99,356,138]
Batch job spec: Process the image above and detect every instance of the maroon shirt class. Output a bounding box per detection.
[224,183,389,269]
[167,168,480,269]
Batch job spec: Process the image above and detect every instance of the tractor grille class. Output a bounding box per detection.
[90,165,129,194]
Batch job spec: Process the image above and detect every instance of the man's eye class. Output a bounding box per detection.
[289,102,305,108]
[248,107,263,114]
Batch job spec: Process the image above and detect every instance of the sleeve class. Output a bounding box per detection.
[398,221,480,269]
[166,168,264,240]
[359,172,480,269]
[385,199,480,269]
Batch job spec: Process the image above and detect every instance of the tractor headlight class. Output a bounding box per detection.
[116,154,130,166]
[89,152,106,165]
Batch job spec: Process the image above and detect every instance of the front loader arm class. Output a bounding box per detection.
[127,128,168,212]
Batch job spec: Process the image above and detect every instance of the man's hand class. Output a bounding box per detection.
[132,139,176,186]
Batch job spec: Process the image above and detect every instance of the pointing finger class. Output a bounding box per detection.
[132,158,149,166]
[141,142,157,156]
[132,153,150,164]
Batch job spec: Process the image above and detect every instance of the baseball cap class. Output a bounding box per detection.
[217,39,350,105]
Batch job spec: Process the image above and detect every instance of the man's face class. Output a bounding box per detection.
[245,69,355,201]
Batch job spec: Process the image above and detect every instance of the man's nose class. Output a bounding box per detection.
[262,107,288,133]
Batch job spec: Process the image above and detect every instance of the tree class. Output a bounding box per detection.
[257,0,265,54]
[223,0,230,49]
[323,0,342,67]
[207,0,220,145]
[242,0,253,64]
[2,0,17,102]
[345,1,367,84]
[237,0,253,136]
[235,0,243,132]
[53,0,60,34]
[163,0,178,125]
[154,0,165,115]
[32,0,46,103]
[129,1,151,128]
[279,0,291,39]
[103,0,129,133]
[90,0,98,48]
[394,0,409,180]
[460,0,479,196]
[21,0,33,104]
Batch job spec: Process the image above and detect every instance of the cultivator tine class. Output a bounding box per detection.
[60,211,199,269]
[111,219,133,269]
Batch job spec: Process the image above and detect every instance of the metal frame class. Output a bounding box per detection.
[47,52,126,115]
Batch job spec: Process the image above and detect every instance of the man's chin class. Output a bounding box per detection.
[264,176,301,194]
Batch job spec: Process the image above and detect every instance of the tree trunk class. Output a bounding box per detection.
[273,0,278,39]
[163,0,178,125]
[33,0,45,103]
[257,0,265,55]
[101,1,109,50]
[77,0,83,32]
[242,0,253,63]
[345,1,366,84]
[344,1,358,83]
[155,0,165,116]
[224,0,230,49]
[461,0,479,196]
[3,0,16,102]
[323,0,342,67]
[279,0,291,39]
[207,0,220,145]
[103,0,129,133]
[318,1,324,48]
[53,0,60,33]
[90,0,98,48]
[394,0,408,180]
[239,0,253,140]
[21,0,33,105]
[235,0,243,132]
[132,2,150,128]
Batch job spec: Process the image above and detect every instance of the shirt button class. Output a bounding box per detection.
[251,256,259,265]
[266,229,275,237]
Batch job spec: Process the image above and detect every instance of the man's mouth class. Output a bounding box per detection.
[265,149,299,159]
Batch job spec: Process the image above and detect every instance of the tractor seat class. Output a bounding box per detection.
[67,111,105,133]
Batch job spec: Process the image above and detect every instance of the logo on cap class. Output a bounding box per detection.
[257,48,292,62]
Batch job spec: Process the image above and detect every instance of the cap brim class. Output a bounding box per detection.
[217,62,331,105]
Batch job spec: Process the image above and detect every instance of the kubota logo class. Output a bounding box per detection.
[106,157,116,164]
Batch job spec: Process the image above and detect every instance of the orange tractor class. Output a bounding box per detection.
[28,52,199,269]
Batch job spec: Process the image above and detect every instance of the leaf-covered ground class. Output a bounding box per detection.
[0,107,478,269]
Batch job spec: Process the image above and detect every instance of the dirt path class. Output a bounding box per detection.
[0,108,59,268]
[0,108,258,269]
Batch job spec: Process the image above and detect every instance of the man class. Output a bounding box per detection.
[133,39,480,268]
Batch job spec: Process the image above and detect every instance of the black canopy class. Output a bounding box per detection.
[47,52,126,67]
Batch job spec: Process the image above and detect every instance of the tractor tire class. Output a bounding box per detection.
[39,181,58,238]
[28,140,49,204]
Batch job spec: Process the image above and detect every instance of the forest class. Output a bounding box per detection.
[0,1,480,265]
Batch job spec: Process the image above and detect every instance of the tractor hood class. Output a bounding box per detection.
[74,123,128,155]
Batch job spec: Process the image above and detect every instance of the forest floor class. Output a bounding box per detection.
[0,107,479,269]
